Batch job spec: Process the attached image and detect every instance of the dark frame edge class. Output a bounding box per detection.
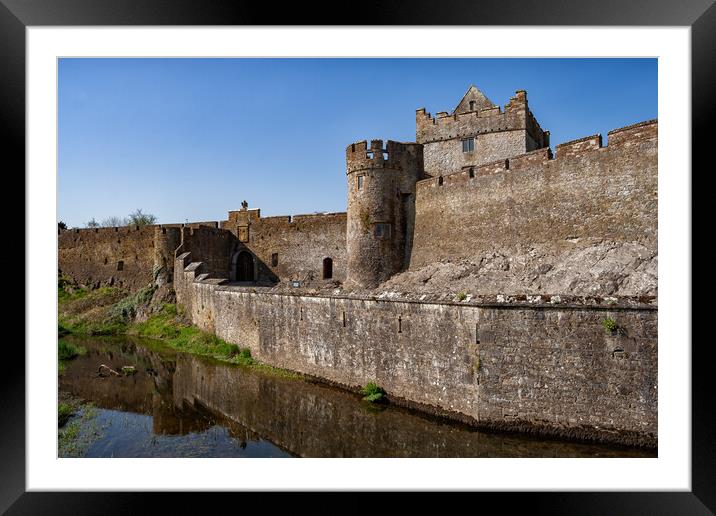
[691,1,716,513]
[0,1,26,515]
[5,0,713,512]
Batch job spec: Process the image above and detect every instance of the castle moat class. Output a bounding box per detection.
[58,336,655,458]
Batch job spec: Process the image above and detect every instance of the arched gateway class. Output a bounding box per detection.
[235,250,255,282]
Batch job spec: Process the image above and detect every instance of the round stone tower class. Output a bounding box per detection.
[345,139,424,289]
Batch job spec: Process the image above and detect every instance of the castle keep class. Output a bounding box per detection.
[59,86,658,447]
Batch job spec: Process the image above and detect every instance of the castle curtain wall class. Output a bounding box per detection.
[58,222,222,291]
[58,226,159,291]
[409,121,657,270]
[221,212,348,284]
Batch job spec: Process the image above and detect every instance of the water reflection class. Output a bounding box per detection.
[59,336,655,458]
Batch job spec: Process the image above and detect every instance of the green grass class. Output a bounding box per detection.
[456,290,468,301]
[57,274,302,380]
[58,283,153,336]
[58,404,101,457]
[63,316,129,336]
[130,304,301,379]
[58,403,75,427]
[58,339,86,360]
[57,275,88,304]
[58,322,71,337]
[58,339,87,376]
[361,382,387,403]
[58,419,81,452]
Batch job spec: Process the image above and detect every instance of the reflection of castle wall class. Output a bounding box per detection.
[60,339,213,436]
[59,342,157,414]
[60,337,653,455]
[170,353,651,457]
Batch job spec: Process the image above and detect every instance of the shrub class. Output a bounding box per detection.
[106,284,157,323]
[361,382,386,403]
[602,317,618,333]
[457,291,468,301]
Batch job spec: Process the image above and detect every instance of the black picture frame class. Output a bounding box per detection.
[4,0,710,511]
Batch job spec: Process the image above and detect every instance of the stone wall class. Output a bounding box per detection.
[176,225,235,280]
[422,129,531,179]
[175,264,657,447]
[58,222,221,291]
[171,348,652,457]
[417,90,549,177]
[410,120,658,270]
[58,226,159,291]
[221,209,347,285]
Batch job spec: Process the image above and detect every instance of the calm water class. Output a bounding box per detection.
[58,336,655,458]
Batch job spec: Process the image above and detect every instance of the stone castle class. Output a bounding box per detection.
[59,86,658,447]
[60,85,657,297]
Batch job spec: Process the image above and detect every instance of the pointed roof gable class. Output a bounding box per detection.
[453,85,495,114]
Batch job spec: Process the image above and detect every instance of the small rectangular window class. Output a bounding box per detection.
[462,138,475,153]
[374,223,391,239]
[271,253,278,267]
[357,175,364,190]
[116,260,124,271]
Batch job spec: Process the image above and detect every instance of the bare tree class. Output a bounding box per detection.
[126,208,157,226]
[58,221,67,231]
[86,218,100,228]
[100,216,126,227]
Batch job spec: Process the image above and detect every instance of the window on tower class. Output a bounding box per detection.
[357,175,364,190]
[374,223,391,239]
[462,138,475,153]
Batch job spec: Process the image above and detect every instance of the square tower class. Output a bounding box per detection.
[416,86,550,177]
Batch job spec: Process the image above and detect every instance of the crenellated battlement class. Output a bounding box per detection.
[58,221,219,236]
[416,89,541,145]
[346,139,423,174]
[607,119,658,146]
[222,210,346,229]
[415,119,657,190]
[555,134,602,158]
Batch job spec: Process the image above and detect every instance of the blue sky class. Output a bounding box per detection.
[58,58,657,228]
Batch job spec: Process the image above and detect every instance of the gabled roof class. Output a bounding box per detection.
[453,85,496,115]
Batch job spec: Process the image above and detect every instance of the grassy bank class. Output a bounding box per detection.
[58,278,301,379]
[58,339,87,375]
[58,277,154,336]
[129,304,301,378]
[58,393,101,457]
